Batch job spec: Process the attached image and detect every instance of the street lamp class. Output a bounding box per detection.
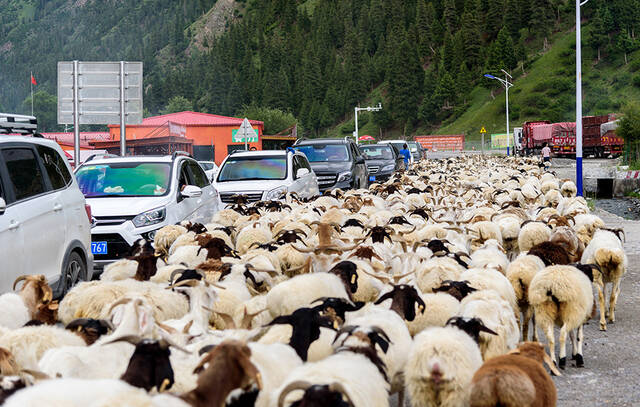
[576,0,590,197]
[354,103,382,144]
[484,71,514,155]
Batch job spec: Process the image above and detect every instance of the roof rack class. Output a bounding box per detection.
[84,153,119,162]
[171,151,192,159]
[0,113,38,135]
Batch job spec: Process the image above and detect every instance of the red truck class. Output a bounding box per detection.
[520,121,551,155]
[550,114,623,157]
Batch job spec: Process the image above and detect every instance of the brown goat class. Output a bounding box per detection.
[549,226,584,263]
[181,341,262,407]
[527,241,572,267]
[13,275,53,319]
[470,342,560,407]
[33,301,59,325]
[0,348,20,376]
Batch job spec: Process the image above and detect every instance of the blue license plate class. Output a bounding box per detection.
[91,241,107,255]
[369,176,376,182]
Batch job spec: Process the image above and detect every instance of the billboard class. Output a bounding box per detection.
[414,135,464,151]
[491,133,510,149]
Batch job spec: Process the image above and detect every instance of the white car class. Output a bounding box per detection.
[0,136,93,296]
[213,149,319,204]
[74,152,222,271]
[198,161,218,183]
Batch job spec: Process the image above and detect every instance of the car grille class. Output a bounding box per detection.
[367,165,379,174]
[92,215,135,226]
[315,173,337,188]
[220,192,264,204]
[92,233,132,261]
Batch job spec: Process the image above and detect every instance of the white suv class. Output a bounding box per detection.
[74,152,221,270]
[0,136,93,296]
[214,149,319,204]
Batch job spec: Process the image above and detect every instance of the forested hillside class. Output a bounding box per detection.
[1,0,639,138]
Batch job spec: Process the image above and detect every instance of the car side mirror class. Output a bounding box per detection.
[0,198,5,215]
[296,168,310,178]
[181,185,202,198]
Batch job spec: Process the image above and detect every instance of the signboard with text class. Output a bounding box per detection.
[414,135,465,151]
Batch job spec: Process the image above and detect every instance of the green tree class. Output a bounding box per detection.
[461,0,482,69]
[617,103,640,162]
[442,0,458,33]
[496,27,517,70]
[416,0,434,59]
[588,7,609,61]
[485,0,504,39]
[161,96,193,115]
[387,38,423,136]
[236,105,298,135]
[617,30,637,64]
[435,71,456,109]
[22,90,58,132]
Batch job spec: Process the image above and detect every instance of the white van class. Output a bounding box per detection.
[0,136,93,296]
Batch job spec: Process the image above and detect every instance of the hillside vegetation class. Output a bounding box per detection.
[1,0,639,138]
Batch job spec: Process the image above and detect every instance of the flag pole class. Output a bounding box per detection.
[30,71,34,117]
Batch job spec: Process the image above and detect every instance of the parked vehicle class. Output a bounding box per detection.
[75,152,221,271]
[198,160,218,183]
[293,138,369,191]
[0,135,93,295]
[519,114,623,157]
[214,149,319,204]
[407,141,425,161]
[358,143,402,183]
[378,140,415,165]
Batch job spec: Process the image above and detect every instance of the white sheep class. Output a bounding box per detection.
[517,221,551,254]
[506,254,546,340]
[581,229,627,331]
[529,265,594,368]
[405,325,484,407]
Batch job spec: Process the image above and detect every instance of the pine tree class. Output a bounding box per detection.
[387,38,423,135]
[504,0,520,40]
[461,0,482,69]
[588,7,609,61]
[617,30,637,65]
[442,0,458,32]
[416,0,433,59]
[457,62,473,104]
[496,27,517,70]
[485,0,504,40]
[435,71,456,109]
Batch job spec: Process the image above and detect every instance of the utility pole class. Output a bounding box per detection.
[354,103,382,144]
[576,0,590,196]
[484,72,514,155]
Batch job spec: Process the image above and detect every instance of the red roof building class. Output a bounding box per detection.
[107,111,264,164]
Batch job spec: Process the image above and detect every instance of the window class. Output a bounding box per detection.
[218,156,287,181]
[292,156,302,177]
[186,160,209,188]
[298,155,312,171]
[2,148,47,202]
[36,145,72,190]
[293,144,350,162]
[193,145,215,161]
[75,162,171,197]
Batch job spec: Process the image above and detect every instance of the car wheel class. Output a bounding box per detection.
[61,252,86,296]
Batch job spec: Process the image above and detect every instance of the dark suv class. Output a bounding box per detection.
[359,143,403,183]
[293,138,368,191]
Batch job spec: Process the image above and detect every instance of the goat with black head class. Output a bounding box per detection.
[445,316,498,343]
[311,297,364,324]
[374,285,426,321]
[266,307,337,361]
[328,261,359,296]
[198,237,239,260]
[278,382,354,407]
[65,318,113,345]
[433,280,477,301]
[104,335,189,392]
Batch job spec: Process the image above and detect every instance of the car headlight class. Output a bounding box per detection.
[382,164,395,172]
[132,207,166,228]
[265,186,287,200]
[337,171,352,183]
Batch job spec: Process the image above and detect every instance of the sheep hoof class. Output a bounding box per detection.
[574,354,584,368]
[558,357,566,369]
[599,324,607,331]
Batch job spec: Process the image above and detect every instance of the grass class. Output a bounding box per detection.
[587,198,596,211]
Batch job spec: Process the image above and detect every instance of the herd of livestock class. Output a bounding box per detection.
[0,155,627,407]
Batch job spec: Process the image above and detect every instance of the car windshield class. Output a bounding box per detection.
[360,146,394,160]
[293,144,350,162]
[217,156,287,181]
[199,162,214,170]
[407,142,420,152]
[389,142,405,151]
[75,162,171,197]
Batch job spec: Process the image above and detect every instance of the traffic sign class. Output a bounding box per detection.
[232,118,259,144]
[480,127,487,134]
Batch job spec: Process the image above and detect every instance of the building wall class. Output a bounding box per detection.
[109,124,263,165]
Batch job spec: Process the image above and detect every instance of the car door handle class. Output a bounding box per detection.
[8,220,19,230]
[53,203,63,212]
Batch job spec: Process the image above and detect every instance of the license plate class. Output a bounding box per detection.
[369,176,376,182]
[91,241,107,255]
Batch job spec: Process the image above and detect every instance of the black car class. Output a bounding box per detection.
[293,138,368,191]
[358,143,403,183]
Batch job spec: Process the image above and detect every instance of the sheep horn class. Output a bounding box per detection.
[278,380,313,407]
[155,321,178,335]
[12,275,28,291]
[158,337,191,354]
[207,308,236,329]
[107,298,133,314]
[328,382,355,407]
[543,351,563,376]
[169,269,187,285]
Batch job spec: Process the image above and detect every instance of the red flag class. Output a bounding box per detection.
[31,74,37,85]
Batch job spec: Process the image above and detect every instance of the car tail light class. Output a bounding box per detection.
[84,204,92,223]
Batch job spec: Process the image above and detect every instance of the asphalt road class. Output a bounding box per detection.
[391,155,638,406]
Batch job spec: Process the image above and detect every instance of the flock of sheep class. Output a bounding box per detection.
[0,154,628,407]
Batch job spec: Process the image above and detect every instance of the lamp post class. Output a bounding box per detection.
[484,71,514,155]
[354,103,382,144]
[576,0,590,196]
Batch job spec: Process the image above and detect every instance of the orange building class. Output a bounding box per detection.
[107,111,264,165]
